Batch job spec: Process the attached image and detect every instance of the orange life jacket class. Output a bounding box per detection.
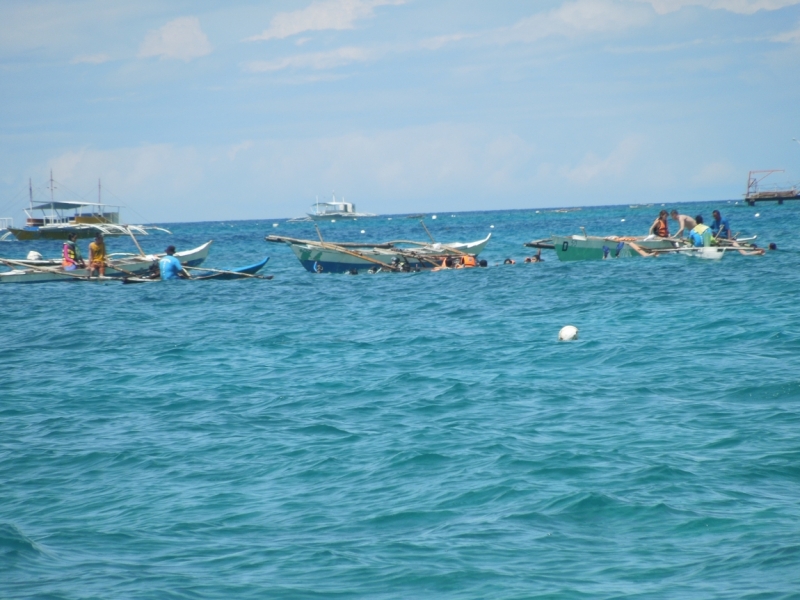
[653,219,669,237]
[462,255,476,267]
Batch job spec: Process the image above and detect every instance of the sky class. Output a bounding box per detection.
[1,0,799,223]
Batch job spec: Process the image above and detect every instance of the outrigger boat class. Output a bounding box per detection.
[122,257,271,283]
[289,194,377,222]
[6,174,170,240]
[544,229,761,261]
[551,233,680,261]
[0,241,212,284]
[266,232,491,273]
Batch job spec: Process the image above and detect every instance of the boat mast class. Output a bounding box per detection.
[28,178,33,211]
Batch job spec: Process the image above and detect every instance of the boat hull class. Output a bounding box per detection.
[0,241,212,283]
[552,235,679,261]
[306,212,377,221]
[7,227,90,241]
[193,257,269,280]
[286,235,491,273]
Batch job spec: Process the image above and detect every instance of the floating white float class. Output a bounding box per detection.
[558,325,579,341]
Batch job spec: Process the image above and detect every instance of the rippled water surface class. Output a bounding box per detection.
[2,202,800,598]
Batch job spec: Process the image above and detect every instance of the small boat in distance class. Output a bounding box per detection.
[305,194,377,221]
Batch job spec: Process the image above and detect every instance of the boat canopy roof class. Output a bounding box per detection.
[315,201,354,212]
[31,200,119,211]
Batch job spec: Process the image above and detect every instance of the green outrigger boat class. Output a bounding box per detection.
[551,233,680,261]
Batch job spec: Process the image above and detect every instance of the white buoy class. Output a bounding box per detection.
[331,219,336,223]
[361,230,365,234]
[387,217,392,220]
[621,218,625,222]
[558,325,579,341]
[27,251,43,260]
[432,215,437,219]
[490,225,494,228]
[272,223,279,227]
[755,213,760,217]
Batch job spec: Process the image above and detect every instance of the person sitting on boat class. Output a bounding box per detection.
[670,211,696,237]
[649,210,670,238]
[688,216,713,247]
[710,210,732,240]
[159,245,190,280]
[62,233,85,271]
[88,233,106,277]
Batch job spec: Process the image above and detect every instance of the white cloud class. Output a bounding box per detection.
[245,46,373,72]
[70,53,111,64]
[420,33,475,50]
[228,141,253,161]
[558,137,642,184]
[246,0,404,41]
[138,17,212,62]
[773,23,800,41]
[37,126,539,220]
[501,0,652,43]
[49,145,202,191]
[692,161,737,184]
[637,0,800,14]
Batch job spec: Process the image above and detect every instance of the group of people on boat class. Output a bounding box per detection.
[62,233,189,280]
[62,233,108,277]
[649,209,733,243]
[648,209,768,255]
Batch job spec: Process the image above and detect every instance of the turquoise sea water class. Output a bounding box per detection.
[2,202,800,599]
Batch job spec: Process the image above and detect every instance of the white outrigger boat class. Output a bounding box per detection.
[0,241,212,284]
[266,233,491,273]
[6,174,170,241]
[288,194,377,222]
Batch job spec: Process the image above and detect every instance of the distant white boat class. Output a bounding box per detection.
[305,194,377,221]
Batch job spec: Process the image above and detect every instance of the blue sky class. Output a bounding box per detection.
[1,0,799,223]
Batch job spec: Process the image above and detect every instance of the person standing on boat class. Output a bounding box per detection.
[649,210,670,237]
[159,246,190,280]
[88,233,106,277]
[62,233,85,271]
[710,210,732,240]
[670,211,696,237]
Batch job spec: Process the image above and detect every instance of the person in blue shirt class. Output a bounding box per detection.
[158,245,190,280]
[710,210,732,240]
